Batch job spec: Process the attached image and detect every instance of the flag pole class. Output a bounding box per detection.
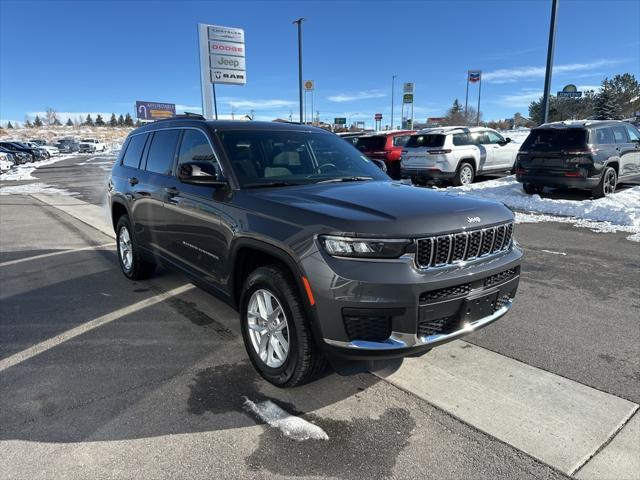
[476,73,482,126]
[464,70,470,120]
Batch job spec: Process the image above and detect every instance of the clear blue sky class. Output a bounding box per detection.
[1,0,639,127]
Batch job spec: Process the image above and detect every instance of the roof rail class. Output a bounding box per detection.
[152,113,205,123]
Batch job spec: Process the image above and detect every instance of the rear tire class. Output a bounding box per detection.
[452,161,475,186]
[592,166,617,198]
[116,215,156,280]
[523,183,544,195]
[240,265,326,387]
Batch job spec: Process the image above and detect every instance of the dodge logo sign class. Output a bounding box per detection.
[467,216,481,223]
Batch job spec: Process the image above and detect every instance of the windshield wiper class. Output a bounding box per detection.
[244,181,306,189]
[316,176,373,184]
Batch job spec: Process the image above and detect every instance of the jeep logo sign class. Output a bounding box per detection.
[210,54,246,71]
[199,23,247,117]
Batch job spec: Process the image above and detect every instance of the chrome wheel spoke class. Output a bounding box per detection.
[246,288,290,368]
[274,332,289,352]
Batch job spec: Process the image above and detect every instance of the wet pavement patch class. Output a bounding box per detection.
[246,407,415,478]
[187,362,300,417]
[165,297,235,339]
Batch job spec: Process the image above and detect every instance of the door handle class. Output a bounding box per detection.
[128,177,139,186]
[165,186,179,203]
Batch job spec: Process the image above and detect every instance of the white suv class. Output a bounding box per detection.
[400,126,520,185]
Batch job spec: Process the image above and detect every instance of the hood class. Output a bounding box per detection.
[241,181,513,237]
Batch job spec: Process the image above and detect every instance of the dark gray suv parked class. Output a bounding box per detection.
[108,117,522,387]
[516,120,640,197]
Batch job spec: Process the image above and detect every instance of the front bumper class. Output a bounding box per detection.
[302,243,522,359]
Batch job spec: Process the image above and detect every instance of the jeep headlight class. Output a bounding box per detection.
[319,235,411,259]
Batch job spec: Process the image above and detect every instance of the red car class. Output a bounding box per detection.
[355,130,416,179]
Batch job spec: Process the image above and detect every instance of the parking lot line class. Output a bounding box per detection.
[0,284,194,373]
[372,340,639,475]
[0,243,115,268]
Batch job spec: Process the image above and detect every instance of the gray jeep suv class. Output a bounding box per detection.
[108,116,522,387]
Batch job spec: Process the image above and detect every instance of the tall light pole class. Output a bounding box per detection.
[541,0,559,124]
[293,18,304,124]
[390,75,396,130]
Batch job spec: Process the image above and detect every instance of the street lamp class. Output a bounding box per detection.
[541,0,559,124]
[293,18,305,124]
[391,75,396,130]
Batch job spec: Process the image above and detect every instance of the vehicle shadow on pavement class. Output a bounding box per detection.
[0,250,407,451]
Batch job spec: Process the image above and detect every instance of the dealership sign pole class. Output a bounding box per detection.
[468,71,481,126]
[198,24,246,120]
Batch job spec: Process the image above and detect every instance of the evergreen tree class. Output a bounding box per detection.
[53,118,62,126]
[606,73,640,118]
[593,81,620,120]
[85,114,94,126]
[66,118,74,126]
[446,98,467,125]
[109,113,118,127]
[117,114,124,126]
[124,113,134,126]
[24,119,33,128]
[7,121,13,129]
[95,114,105,126]
[33,115,43,127]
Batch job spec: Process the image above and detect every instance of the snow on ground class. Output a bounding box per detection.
[244,397,329,441]
[0,154,79,181]
[0,182,78,196]
[439,176,640,241]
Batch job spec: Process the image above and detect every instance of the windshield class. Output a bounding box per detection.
[522,129,588,150]
[405,134,445,148]
[218,130,388,187]
[355,136,386,150]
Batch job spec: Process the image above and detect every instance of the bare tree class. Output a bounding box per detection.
[45,107,59,126]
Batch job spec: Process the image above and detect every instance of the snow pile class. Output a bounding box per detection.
[0,182,78,196]
[244,397,329,441]
[0,154,77,181]
[441,176,640,241]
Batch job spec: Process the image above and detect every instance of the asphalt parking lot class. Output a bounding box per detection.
[1,154,638,479]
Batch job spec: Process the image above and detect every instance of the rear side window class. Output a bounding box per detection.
[452,133,471,146]
[392,135,410,147]
[521,129,588,150]
[611,125,629,144]
[121,134,148,168]
[595,128,615,145]
[145,129,181,175]
[405,134,445,148]
[355,136,386,150]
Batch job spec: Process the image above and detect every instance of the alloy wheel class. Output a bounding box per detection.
[118,226,133,271]
[603,169,617,196]
[247,289,290,368]
[460,165,474,185]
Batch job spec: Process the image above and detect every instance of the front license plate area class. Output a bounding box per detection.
[463,292,498,323]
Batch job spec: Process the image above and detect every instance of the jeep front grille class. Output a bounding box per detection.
[415,222,513,269]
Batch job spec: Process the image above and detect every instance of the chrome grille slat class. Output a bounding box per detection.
[415,222,514,269]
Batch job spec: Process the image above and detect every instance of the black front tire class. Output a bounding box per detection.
[115,215,156,280]
[240,265,326,387]
[592,166,617,198]
[523,183,544,195]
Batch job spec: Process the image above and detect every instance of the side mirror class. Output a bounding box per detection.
[505,137,512,143]
[178,161,227,186]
